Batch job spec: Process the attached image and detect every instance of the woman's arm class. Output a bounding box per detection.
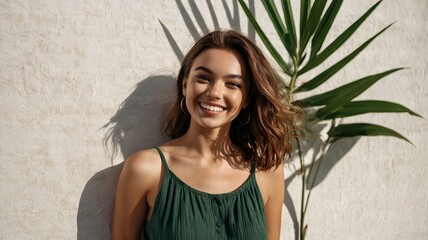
[112,150,160,240]
[263,166,285,240]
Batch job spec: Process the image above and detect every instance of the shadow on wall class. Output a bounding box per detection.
[76,75,175,239]
[283,134,359,240]
[159,0,255,65]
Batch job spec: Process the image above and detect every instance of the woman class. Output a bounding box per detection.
[112,30,296,240]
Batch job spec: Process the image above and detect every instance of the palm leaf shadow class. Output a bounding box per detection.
[284,121,358,239]
[160,0,255,63]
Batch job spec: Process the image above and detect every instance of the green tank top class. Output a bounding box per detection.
[142,147,268,240]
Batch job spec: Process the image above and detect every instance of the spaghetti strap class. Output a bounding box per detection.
[154,146,169,171]
[250,156,256,174]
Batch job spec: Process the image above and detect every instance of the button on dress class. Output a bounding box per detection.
[142,147,268,240]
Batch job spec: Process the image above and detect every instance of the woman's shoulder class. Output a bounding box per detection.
[126,148,161,165]
[255,165,284,201]
[121,148,163,184]
[256,165,284,180]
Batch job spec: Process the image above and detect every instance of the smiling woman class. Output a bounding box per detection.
[183,48,248,131]
[112,30,298,240]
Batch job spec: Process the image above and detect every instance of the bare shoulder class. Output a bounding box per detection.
[120,148,163,187]
[256,165,284,183]
[256,166,285,203]
[125,148,161,170]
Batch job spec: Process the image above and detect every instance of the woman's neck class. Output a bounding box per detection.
[168,124,247,169]
[181,126,230,157]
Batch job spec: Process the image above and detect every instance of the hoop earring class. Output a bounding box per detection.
[238,108,250,125]
[180,97,189,115]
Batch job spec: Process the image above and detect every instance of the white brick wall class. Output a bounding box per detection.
[0,0,427,239]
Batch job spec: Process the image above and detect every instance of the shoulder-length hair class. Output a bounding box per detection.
[163,30,297,171]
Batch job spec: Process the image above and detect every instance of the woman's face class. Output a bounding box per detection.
[183,48,249,131]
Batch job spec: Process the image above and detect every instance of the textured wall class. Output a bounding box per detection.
[0,0,427,239]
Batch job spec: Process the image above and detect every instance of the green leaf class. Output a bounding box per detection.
[238,0,293,76]
[295,68,403,108]
[299,0,383,75]
[328,123,412,144]
[299,0,327,56]
[299,0,310,40]
[296,22,393,92]
[262,0,293,56]
[318,100,423,120]
[281,0,297,54]
[310,0,343,58]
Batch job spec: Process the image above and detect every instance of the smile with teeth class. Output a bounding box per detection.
[199,103,225,112]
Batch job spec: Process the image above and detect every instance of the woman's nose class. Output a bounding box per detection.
[206,82,222,99]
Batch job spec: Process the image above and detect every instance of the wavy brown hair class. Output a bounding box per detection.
[163,30,297,171]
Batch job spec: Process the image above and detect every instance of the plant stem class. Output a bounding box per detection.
[297,138,306,240]
[289,56,299,94]
[303,119,336,215]
[290,48,306,239]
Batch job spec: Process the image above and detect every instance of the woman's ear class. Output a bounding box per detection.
[182,78,188,96]
[243,96,250,109]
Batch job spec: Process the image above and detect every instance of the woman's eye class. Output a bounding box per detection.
[195,75,210,82]
[227,82,242,89]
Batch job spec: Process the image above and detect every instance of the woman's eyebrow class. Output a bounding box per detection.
[194,66,243,79]
[194,66,213,74]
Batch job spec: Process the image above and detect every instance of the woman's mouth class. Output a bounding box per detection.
[199,102,225,112]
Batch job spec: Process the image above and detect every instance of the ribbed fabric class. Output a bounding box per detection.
[142,147,268,240]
